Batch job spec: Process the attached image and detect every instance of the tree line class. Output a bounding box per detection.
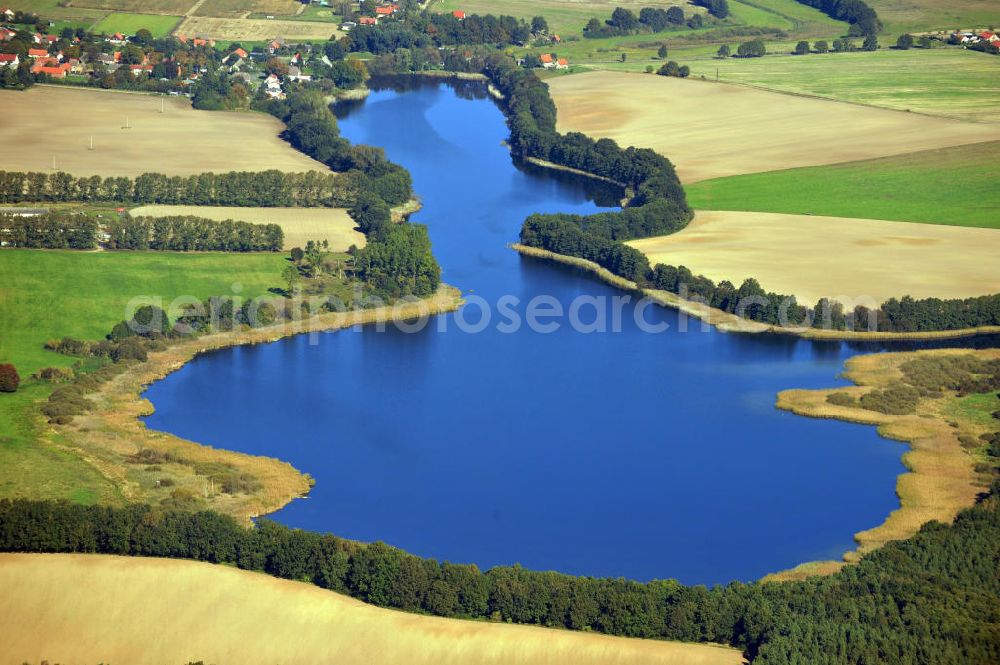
[648,258,1000,332]
[1,475,998,663]
[0,212,97,249]
[256,90,413,207]
[106,214,283,252]
[584,6,707,39]
[344,12,537,54]
[793,0,881,36]
[0,170,356,208]
[256,88,440,299]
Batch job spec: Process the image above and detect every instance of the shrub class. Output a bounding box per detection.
[111,337,148,363]
[0,364,19,393]
[32,366,75,383]
[859,386,921,415]
[826,392,857,407]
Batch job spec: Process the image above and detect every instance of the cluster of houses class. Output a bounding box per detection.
[539,53,569,69]
[951,29,1000,45]
[339,2,401,30]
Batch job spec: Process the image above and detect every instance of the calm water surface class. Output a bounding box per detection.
[146,79,922,584]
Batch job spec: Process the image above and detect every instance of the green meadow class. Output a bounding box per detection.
[684,48,1000,122]
[0,250,283,377]
[685,140,1000,228]
[92,12,181,38]
[0,250,284,504]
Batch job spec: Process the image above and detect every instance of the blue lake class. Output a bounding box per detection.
[145,78,932,585]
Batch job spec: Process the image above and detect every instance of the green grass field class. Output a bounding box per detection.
[0,250,284,505]
[682,47,1000,122]
[685,140,1000,228]
[866,0,1000,35]
[92,12,182,37]
[0,250,283,377]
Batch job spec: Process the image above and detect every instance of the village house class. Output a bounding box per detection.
[358,16,377,26]
[0,8,14,22]
[0,52,17,67]
[555,57,568,69]
[27,47,48,58]
[264,72,284,99]
[0,27,16,41]
[267,39,283,54]
[539,53,554,68]
[339,21,357,31]
[287,64,311,82]
[232,47,248,59]
[230,71,255,87]
[105,32,126,45]
[30,58,70,78]
[453,10,466,20]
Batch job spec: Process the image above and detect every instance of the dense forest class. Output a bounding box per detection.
[0,170,355,208]
[2,476,998,664]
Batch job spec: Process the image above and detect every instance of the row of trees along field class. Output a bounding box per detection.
[583,4,721,39]
[0,211,283,252]
[0,170,357,208]
[344,12,542,54]
[793,0,880,36]
[2,474,999,663]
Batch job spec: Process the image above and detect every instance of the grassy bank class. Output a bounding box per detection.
[686,141,1000,228]
[771,348,998,578]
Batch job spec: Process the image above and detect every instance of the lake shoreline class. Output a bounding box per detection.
[514,243,991,580]
[767,348,993,581]
[54,285,464,524]
[511,244,1000,342]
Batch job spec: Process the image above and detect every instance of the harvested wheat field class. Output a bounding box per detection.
[177,15,342,40]
[547,71,1000,182]
[0,86,325,177]
[0,553,743,665]
[628,211,1000,304]
[131,204,364,250]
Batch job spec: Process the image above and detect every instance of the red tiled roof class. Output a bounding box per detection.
[27,48,47,57]
[358,16,377,24]
[31,64,66,77]
[453,10,465,18]
[0,53,16,62]
[233,47,248,58]
[375,6,393,15]
[539,53,553,63]
[557,58,568,65]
